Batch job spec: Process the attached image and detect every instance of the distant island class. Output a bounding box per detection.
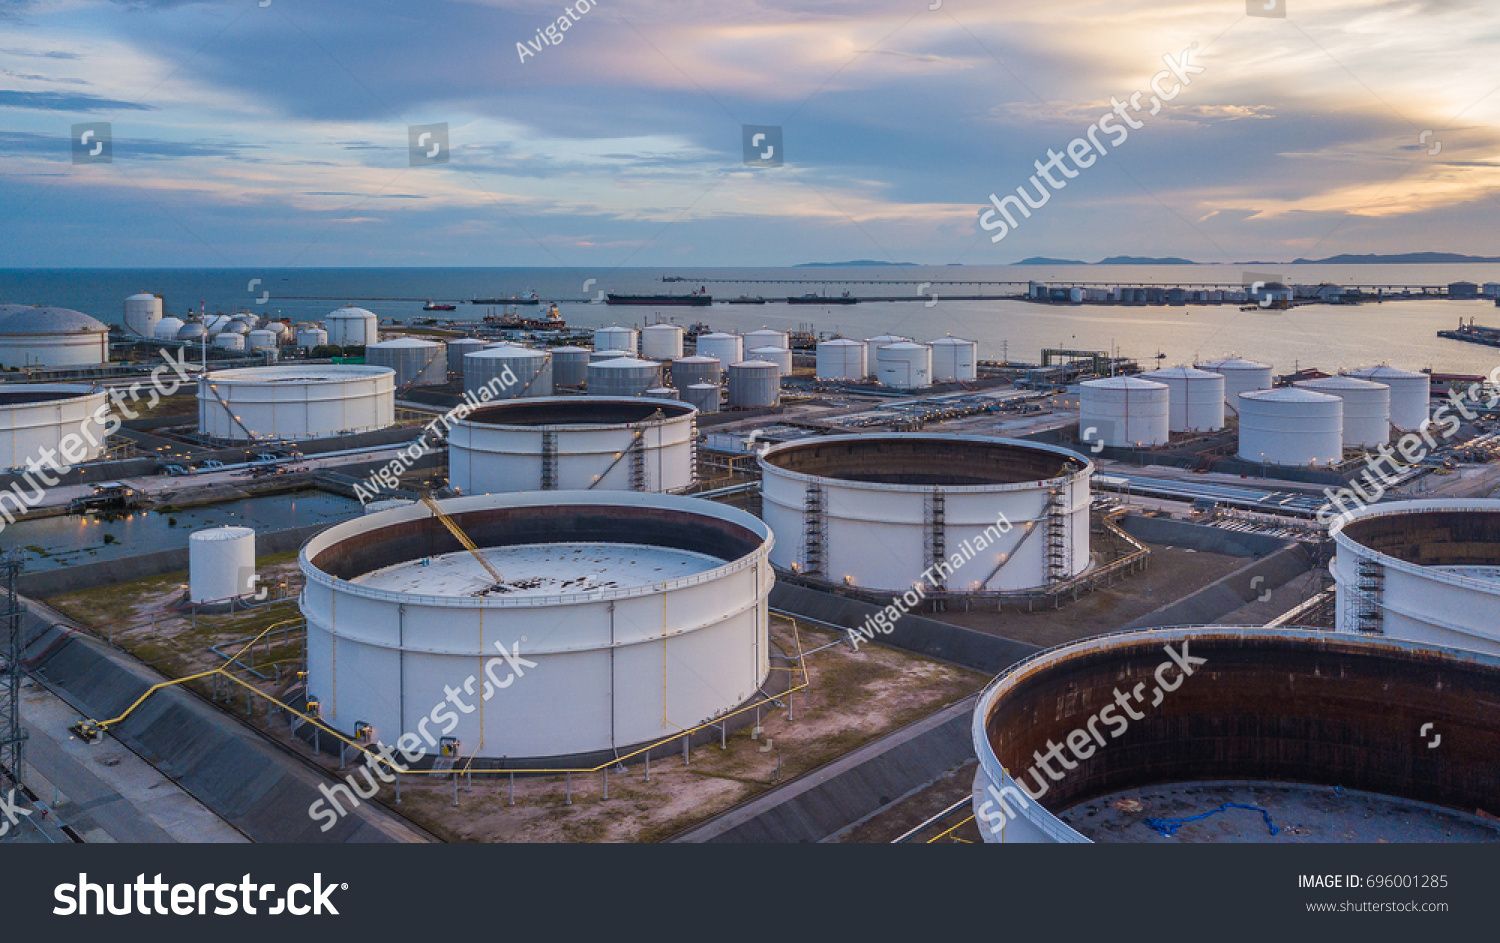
[794,260,919,267]
[1014,256,1196,265]
[1290,252,1500,264]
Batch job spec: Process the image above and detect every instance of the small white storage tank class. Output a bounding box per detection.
[670,355,721,389]
[325,306,379,347]
[593,325,638,355]
[588,357,661,397]
[155,317,186,341]
[1140,366,1226,432]
[550,346,591,386]
[750,346,793,376]
[744,329,790,351]
[0,385,110,470]
[465,346,552,399]
[213,332,245,351]
[1195,357,1273,409]
[124,293,163,338]
[645,386,678,399]
[683,382,720,414]
[1237,387,1343,466]
[1079,376,1170,447]
[1342,365,1430,431]
[188,526,256,605]
[695,332,743,365]
[296,327,328,350]
[0,306,110,369]
[727,360,780,407]
[367,337,447,387]
[1295,375,1390,449]
[197,365,396,442]
[930,337,978,383]
[816,338,868,380]
[247,329,279,352]
[876,341,933,390]
[640,323,685,360]
[445,338,489,380]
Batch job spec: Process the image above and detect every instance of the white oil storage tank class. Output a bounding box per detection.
[876,341,933,390]
[759,435,1093,592]
[0,384,110,470]
[123,293,163,338]
[1342,365,1430,431]
[188,526,256,605]
[1195,357,1273,409]
[450,397,697,494]
[695,332,743,365]
[745,328,790,351]
[1140,366,1226,432]
[1079,376,1170,447]
[197,365,395,442]
[816,338,868,380]
[1237,387,1343,466]
[683,382,720,414]
[465,346,551,399]
[155,317,186,342]
[727,360,779,407]
[325,306,378,347]
[296,327,328,350]
[300,492,773,760]
[1295,375,1390,448]
[866,333,911,349]
[750,346,793,376]
[669,355,721,389]
[588,357,661,397]
[641,323,685,360]
[593,325,638,355]
[213,333,245,352]
[550,346,591,386]
[0,306,110,369]
[445,338,489,380]
[367,337,447,388]
[930,337,978,383]
[246,329,279,352]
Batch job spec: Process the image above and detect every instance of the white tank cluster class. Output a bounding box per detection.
[588,357,661,397]
[727,360,780,407]
[0,385,110,470]
[816,338,868,380]
[1341,365,1430,431]
[124,293,164,338]
[366,337,447,388]
[464,346,551,399]
[1195,357,1273,409]
[930,337,978,383]
[0,306,110,369]
[549,346,591,386]
[325,306,379,347]
[750,346,793,376]
[1237,387,1343,466]
[1078,376,1170,447]
[1139,366,1226,432]
[197,365,396,442]
[1294,375,1390,449]
[876,341,933,390]
[300,492,773,760]
[695,332,743,365]
[760,435,1093,593]
[593,325,638,355]
[1331,500,1500,656]
[640,323,685,360]
[188,526,256,605]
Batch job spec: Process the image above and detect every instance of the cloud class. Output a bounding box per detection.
[0,89,155,112]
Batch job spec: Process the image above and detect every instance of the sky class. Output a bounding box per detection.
[1,0,1498,268]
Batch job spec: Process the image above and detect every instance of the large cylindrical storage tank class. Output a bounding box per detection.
[683,382,720,414]
[588,357,661,397]
[300,492,773,760]
[727,360,780,407]
[760,435,1092,592]
[0,384,111,469]
[154,317,185,341]
[1295,375,1390,448]
[367,337,447,387]
[1330,500,1500,656]
[197,365,396,442]
[1195,357,1273,409]
[1078,376,1170,447]
[0,306,110,369]
[1237,387,1343,465]
[593,325,638,355]
[640,323,685,360]
[876,341,933,390]
[750,346,793,376]
[465,346,552,399]
[816,338,868,380]
[1342,365,1430,431]
[695,332,743,365]
[669,355,721,389]
[296,327,328,350]
[123,293,163,338]
[445,338,489,380]
[325,306,379,347]
[188,526,256,605]
[550,346,591,386]
[449,397,697,494]
[213,332,245,351]
[930,337,979,382]
[744,329,790,351]
[246,329,279,352]
[1140,366,1226,432]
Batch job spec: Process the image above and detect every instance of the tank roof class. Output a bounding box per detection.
[1239,386,1339,403]
[1082,375,1169,390]
[0,305,108,335]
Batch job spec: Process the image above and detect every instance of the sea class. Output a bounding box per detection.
[4,264,1500,376]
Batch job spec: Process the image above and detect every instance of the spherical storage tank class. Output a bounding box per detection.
[744,329,790,351]
[550,346,591,386]
[0,385,110,470]
[1195,357,1272,409]
[450,397,697,494]
[1078,376,1169,447]
[124,293,163,338]
[325,306,379,347]
[669,355,721,389]
[683,382,720,414]
[177,322,207,342]
[445,338,489,380]
[1295,375,1389,448]
[197,365,395,442]
[1342,365,1430,431]
[876,341,933,390]
[930,337,978,383]
[213,333,245,352]
[593,326,638,355]
[297,327,328,350]
[155,317,186,341]
[1237,387,1342,465]
[464,346,552,399]
[1139,366,1225,432]
[300,492,773,760]
[640,323,685,360]
[0,306,110,369]
[695,332,743,365]
[247,329,280,352]
[367,337,447,387]
[750,346,793,377]
[727,360,779,407]
[588,357,661,397]
[760,435,1093,592]
[816,339,868,380]
[188,526,256,605]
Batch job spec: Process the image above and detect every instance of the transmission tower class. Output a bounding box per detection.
[0,553,26,790]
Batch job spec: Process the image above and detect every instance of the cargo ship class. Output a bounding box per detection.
[483,303,566,331]
[788,291,858,305]
[472,291,540,305]
[1437,318,1500,349]
[423,300,457,311]
[727,295,767,304]
[607,289,712,306]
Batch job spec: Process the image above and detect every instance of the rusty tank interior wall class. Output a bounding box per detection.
[462,398,694,427]
[1341,510,1500,567]
[761,436,1086,487]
